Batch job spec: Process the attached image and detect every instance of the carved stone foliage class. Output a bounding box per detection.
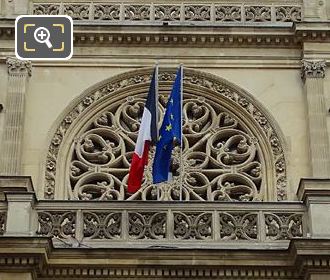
[83,211,121,239]
[94,4,120,20]
[35,208,305,244]
[0,212,6,236]
[6,57,32,76]
[128,212,166,239]
[265,213,303,240]
[184,5,211,21]
[124,5,150,21]
[37,211,75,238]
[219,212,258,240]
[276,6,301,22]
[215,6,241,22]
[154,5,181,21]
[63,4,89,20]
[45,68,287,201]
[33,2,302,23]
[174,212,212,240]
[33,4,60,15]
[245,6,271,22]
[301,60,326,80]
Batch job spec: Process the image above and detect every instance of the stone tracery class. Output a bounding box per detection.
[44,68,287,201]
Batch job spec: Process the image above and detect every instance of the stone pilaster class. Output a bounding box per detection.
[298,179,330,238]
[301,60,330,177]
[0,58,32,175]
[0,176,37,236]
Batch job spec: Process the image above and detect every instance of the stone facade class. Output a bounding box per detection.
[0,0,330,279]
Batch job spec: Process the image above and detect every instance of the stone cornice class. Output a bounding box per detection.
[6,57,32,76]
[301,59,326,80]
[1,237,330,279]
[0,20,330,51]
[297,178,330,204]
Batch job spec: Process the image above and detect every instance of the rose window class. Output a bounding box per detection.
[45,68,287,201]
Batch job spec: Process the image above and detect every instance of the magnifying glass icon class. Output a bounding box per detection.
[34,27,53,48]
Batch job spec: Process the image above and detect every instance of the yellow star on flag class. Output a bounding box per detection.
[165,124,172,131]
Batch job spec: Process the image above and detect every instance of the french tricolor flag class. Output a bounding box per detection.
[127,67,158,193]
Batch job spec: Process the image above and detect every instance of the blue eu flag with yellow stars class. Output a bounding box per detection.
[153,66,182,183]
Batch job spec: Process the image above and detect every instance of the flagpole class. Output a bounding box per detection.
[179,64,183,201]
[155,61,160,201]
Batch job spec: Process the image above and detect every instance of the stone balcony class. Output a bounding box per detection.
[2,176,329,250]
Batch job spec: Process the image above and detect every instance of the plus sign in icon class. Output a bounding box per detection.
[15,15,73,60]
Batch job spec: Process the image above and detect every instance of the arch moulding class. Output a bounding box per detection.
[43,67,287,202]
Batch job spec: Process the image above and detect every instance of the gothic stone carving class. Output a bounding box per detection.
[6,57,32,76]
[37,211,76,238]
[129,212,166,239]
[219,212,258,240]
[44,68,287,202]
[33,2,302,24]
[35,207,305,244]
[83,211,121,239]
[174,212,212,240]
[301,60,326,80]
[265,212,303,240]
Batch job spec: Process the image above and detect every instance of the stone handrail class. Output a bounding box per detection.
[32,2,302,24]
[34,201,306,248]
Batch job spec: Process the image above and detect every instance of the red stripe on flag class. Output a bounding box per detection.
[127,141,150,193]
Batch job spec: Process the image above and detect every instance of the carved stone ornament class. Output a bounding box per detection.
[6,57,32,76]
[33,2,302,23]
[301,60,326,80]
[44,68,287,201]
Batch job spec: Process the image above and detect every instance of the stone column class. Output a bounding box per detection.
[301,60,330,177]
[0,58,32,175]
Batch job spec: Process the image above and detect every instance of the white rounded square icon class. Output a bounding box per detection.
[15,15,73,60]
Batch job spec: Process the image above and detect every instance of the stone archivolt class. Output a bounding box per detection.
[44,68,287,202]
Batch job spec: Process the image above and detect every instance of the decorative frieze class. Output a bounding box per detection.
[2,237,330,280]
[32,2,302,24]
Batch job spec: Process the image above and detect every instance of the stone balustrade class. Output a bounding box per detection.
[32,2,302,24]
[35,201,306,248]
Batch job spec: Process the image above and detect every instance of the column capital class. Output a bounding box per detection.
[301,60,326,81]
[6,57,32,77]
